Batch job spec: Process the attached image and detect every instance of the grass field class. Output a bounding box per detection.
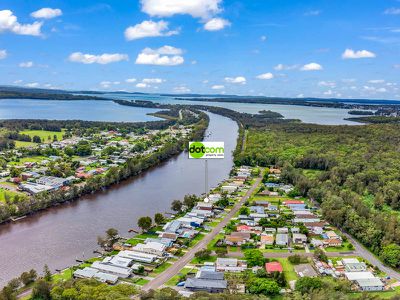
[14,141,37,148]
[20,129,65,143]
[0,188,26,203]
[275,258,298,282]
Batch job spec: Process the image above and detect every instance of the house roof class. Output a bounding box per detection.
[265,262,283,273]
[185,278,227,290]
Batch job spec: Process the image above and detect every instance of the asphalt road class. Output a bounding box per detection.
[142,173,263,291]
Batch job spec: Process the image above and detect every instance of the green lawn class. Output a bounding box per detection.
[207,233,224,250]
[275,258,298,282]
[133,278,149,286]
[191,255,218,265]
[20,129,65,143]
[150,262,173,276]
[0,188,27,203]
[165,267,195,286]
[52,268,74,282]
[14,141,37,148]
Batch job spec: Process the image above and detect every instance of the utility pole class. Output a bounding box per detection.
[205,159,208,197]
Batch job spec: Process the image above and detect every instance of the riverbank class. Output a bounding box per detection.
[0,112,239,287]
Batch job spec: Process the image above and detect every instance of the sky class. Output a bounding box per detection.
[0,0,399,99]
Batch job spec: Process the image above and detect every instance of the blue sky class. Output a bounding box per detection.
[0,0,399,99]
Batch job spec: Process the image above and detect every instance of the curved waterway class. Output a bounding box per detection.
[0,112,238,286]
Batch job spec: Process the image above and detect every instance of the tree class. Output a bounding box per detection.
[32,279,51,300]
[183,194,199,209]
[381,244,400,268]
[247,278,280,296]
[43,265,52,282]
[171,200,183,213]
[194,249,212,261]
[106,228,119,245]
[244,249,266,267]
[313,248,328,263]
[20,269,37,286]
[215,248,228,257]
[32,135,41,143]
[137,216,152,232]
[154,213,165,225]
[295,277,323,294]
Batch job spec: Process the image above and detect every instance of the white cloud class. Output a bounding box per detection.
[384,8,400,15]
[140,0,222,19]
[19,61,34,68]
[224,76,246,84]
[256,72,274,80]
[300,62,323,71]
[136,83,149,88]
[204,18,230,31]
[260,35,267,41]
[0,10,42,36]
[31,8,62,19]
[274,64,298,71]
[0,49,7,59]
[342,49,376,59]
[14,79,23,84]
[142,78,164,83]
[323,89,333,96]
[211,84,224,90]
[124,20,179,40]
[304,10,321,16]
[135,46,184,66]
[69,52,129,64]
[125,78,137,83]
[394,64,400,69]
[25,82,39,88]
[368,79,385,84]
[174,86,191,93]
[100,81,120,88]
[318,80,336,87]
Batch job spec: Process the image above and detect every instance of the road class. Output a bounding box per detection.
[142,173,263,291]
[343,233,400,280]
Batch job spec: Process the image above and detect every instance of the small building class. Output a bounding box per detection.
[292,233,307,244]
[132,241,166,257]
[342,258,367,272]
[260,234,274,246]
[356,278,384,292]
[225,232,251,246]
[185,270,227,293]
[221,185,238,194]
[117,250,158,264]
[276,233,289,246]
[216,258,247,272]
[265,262,283,273]
[91,261,132,278]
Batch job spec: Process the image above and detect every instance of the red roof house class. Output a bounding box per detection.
[265,261,283,273]
[283,200,304,205]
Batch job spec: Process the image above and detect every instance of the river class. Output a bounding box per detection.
[0,95,357,286]
[0,112,237,286]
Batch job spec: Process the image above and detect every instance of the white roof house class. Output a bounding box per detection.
[345,271,375,281]
[118,250,158,263]
[91,261,132,278]
[132,241,166,256]
[356,278,384,291]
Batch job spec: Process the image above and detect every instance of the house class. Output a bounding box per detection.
[292,233,307,244]
[325,231,341,240]
[177,216,204,227]
[91,261,132,278]
[196,202,213,211]
[236,225,252,232]
[291,227,300,233]
[185,270,227,293]
[250,206,265,214]
[225,232,251,246]
[216,258,247,272]
[36,176,69,188]
[277,227,289,234]
[293,215,320,224]
[260,190,279,196]
[345,272,384,291]
[19,182,53,194]
[117,250,158,264]
[276,233,289,246]
[264,228,276,234]
[132,241,166,256]
[163,220,182,233]
[342,258,367,272]
[74,267,119,284]
[325,238,342,247]
[260,234,274,246]
[254,200,270,207]
[221,185,237,193]
[265,262,283,273]
[356,278,384,292]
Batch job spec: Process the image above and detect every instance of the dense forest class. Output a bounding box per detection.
[0,90,109,101]
[345,116,400,124]
[235,123,400,268]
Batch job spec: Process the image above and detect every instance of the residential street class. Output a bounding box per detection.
[142,172,263,291]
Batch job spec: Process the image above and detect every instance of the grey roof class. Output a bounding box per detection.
[185,278,227,290]
[198,270,224,280]
[356,278,384,287]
